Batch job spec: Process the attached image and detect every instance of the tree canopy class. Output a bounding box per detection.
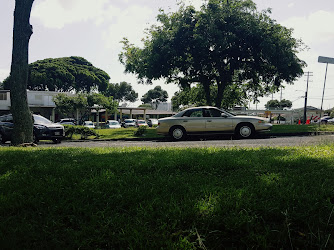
[53,93,118,123]
[4,56,110,93]
[141,86,168,109]
[104,81,138,103]
[119,0,306,108]
[265,99,292,109]
[172,84,248,111]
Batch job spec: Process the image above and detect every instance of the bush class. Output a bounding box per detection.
[64,125,99,139]
[134,126,147,136]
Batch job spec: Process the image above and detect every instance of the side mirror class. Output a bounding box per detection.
[221,114,228,118]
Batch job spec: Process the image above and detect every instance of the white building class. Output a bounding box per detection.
[0,90,64,121]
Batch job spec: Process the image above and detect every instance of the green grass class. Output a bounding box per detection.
[269,124,334,134]
[0,145,334,249]
[65,125,334,141]
[96,127,163,139]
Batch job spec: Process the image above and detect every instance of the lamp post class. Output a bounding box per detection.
[303,72,312,124]
[318,56,334,120]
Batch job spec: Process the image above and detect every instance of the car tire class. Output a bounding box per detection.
[169,126,186,141]
[235,123,254,139]
[53,139,61,144]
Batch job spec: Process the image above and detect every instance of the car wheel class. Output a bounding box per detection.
[53,139,61,144]
[169,126,186,141]
[235,123,254,139]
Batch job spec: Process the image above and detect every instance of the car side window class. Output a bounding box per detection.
[182,109,203,117]
[209,108,222,117]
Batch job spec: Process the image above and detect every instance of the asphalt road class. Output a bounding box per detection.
[32,134,334,148]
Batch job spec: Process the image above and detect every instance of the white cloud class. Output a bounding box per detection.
[282,10,334,45]
[102,5,153,49]
[0,69,10,82]
[31,0,108,29]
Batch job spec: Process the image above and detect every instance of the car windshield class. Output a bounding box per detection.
[111,122,118,125]
[85,121,93,125]
[125,120,134,123]
[138,121,145,124]
[34,115,53,125]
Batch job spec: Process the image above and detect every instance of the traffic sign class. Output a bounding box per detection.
[318,56,334,64]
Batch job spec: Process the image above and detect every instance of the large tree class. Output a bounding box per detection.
[265,99,292,110]
[119,0,306,109]
[9,0,35,145]
[141,86,168,109]
[172,84,248,111]
[104,81,138,103]
[4,56,110,93]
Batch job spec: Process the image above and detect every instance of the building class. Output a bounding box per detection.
[0,90,175,122]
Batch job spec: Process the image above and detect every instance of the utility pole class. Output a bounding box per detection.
[303,72,313,124]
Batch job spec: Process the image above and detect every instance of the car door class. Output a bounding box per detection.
[180,108,206,132]
[0,115,14,139]
[205,108,234,132]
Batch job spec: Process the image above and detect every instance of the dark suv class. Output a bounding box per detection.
[0,114,64,144]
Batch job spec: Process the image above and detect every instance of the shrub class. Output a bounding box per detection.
[134,126,147,136]
[64,125,99,139]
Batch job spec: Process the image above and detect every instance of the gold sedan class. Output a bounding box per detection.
[156,106,272,140]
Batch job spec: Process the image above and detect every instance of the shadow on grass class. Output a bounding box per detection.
[0,146,333,249]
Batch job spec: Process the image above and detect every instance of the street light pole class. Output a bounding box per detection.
[320,63,328,118]
[318,56,334,122]
[303,72,312,124]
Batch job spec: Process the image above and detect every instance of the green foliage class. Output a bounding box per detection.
[172,84,248,110]
[87,93,118,114]
[4,56,110,92]
[64,125,98,139]
[53,93,88,118]
[138,104,153,109]
[104,81,138,103]
[120,0,305,108]
[0,145,334,248]
[265,99,293,109]
[134,126,147,136]
[141,86,168,109]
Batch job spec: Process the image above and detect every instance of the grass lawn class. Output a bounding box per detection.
[269,124,334,134]
[96,127,162,139]
[0,145,333,249]
[64,124,334,141]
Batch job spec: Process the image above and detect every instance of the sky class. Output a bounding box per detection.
[1,0,334,110]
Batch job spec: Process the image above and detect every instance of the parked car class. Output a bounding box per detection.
[136,120,148,127]
[147,118,159,127]
[326,117,334,124]
[0,114,64,144]
[319,116,332,124]
[58,118,76,126]
[122,119,137,128]
[105,120,121,129]
[83,121,95,129]
[156,106,272,140]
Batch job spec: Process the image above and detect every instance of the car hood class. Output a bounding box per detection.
[35,123,64,128]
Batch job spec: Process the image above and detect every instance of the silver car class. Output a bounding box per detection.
[156,106,272,140]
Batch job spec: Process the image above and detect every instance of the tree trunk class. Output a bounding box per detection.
[10,0,35,145]
[201,77,212,106]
